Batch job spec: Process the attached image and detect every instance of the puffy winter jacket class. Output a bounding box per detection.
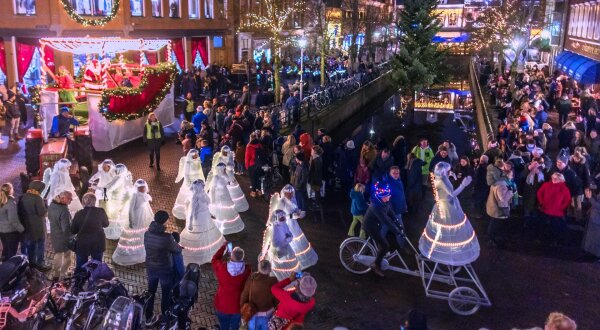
[537,181,571,217]
[245,140,263,169]
[143,221,182,272]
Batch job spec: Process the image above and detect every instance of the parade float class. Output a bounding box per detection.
[33,37,176,153]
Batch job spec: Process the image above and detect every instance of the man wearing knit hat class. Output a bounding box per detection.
[270,272,316,328]
[143,210,183,325]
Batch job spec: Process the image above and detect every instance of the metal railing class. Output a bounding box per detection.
[469,57,494,151]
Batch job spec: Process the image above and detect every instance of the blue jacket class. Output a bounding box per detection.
[192,111,208,133]
[199,146,213,163]
[50,115,79,137]
[349,189,368,216]
[384,174,408,215]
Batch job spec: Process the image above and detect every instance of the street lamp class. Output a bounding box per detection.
[298,38,307,101]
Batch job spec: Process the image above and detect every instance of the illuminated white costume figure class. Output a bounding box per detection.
[103,163,134,240]
[112,179,153,266]
[89,159,116,205]
[206,163,245,234]
[173,149,206,219]
[210,145,249,212]
[180,180,225,265]
[259,209,300,280]
[419,162,480,266]
[42,158,83,213]
[269,185,317,269]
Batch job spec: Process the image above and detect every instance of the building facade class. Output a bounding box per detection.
[0,0,235,86]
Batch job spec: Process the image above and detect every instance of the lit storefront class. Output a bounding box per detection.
[555,0,600,85]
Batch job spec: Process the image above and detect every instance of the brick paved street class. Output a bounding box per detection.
[2,114,600,329]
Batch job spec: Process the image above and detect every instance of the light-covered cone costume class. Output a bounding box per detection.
[42,158,83,213]
[419,162,480,266]
[181,180,225,265]
[173,149,206,219]
[270,185,318,269]
[103,164,134,239]
[112,179,153,266]
[89,159,116,205]
[208,146,249,212]
[259,209,300,280]
[206,163,245,235]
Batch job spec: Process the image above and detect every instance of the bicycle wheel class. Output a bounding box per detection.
[339,237,377,274]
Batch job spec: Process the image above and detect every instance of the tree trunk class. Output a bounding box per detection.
[320,43,326,87]
[274,50,281,104]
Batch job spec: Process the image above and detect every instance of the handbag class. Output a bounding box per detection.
[68,209,91,252]
[268,316,290,330]
[241,275,257,322]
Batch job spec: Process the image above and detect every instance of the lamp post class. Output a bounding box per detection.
[298,38,307,101]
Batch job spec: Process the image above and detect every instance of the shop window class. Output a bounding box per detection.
[130,0,143,17]
[213,36,223,48]
[345,11,352,19]
[151,0,162,17]
[169,0,180,18]
[14,0,36,15]
[189,0,200,18]
[66,0,114,16]
[359,11,364,20]
[216,0,226,19]
[595,4,600,40]
[587,4,597,39]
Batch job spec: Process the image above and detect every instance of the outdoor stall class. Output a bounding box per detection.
[36,37,176,151]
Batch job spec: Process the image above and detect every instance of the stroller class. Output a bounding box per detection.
[160,263,201,330]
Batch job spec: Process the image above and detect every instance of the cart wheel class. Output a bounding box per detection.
[448,287,481,316]
[438,265,462,276]
[339,237,376,274]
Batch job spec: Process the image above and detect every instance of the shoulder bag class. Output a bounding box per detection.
[68,209,90,252]
[241,274,257,323]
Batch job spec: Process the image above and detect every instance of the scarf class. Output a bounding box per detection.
[227,261,245,276]
[26,189,40,196]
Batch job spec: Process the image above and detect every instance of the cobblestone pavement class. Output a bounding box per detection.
[2,114,600,329]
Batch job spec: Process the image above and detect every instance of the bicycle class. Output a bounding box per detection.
[65,278,128,330]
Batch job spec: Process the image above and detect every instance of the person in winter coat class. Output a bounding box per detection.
[291,153,309,212]
[570,151,591,221]
[411,138,434,185]
[521,159,545,234]
[383,166,408,225]
[583,188,600,258]
[226,118,244,150]
[537,173,572,245]
[212,243,251,330]
[48,191,73,280]
[298,133,313,161]
[429,146,451,173]
[557,121,577,151]
[348,183,368,238]
[320,136,335,189]
[142,113,165,171]
[405,153,424,214]
[440,141,458,165]
[143,210,182,324]
[391,136,407,170]
[363,183,403,277]
[335,140,358,192]
[269,273,316,329]
[235,141,246,175]
[282,135,297,183]
[360,141,378,167]
[0,183,24,260]
[308,146,323,209]
[246,137,265,197]
[371,148,395,182]
[486,166,515,248]
[240,260,278,329]
[71,193,109,271]
[472,155,490,218]
[553,153,583,219]
[354,157,371,185]
[556,93,572,127]
[20,180,49,270]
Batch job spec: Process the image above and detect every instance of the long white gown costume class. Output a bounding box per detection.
[260,210,300,280]
[206,163,245,235]
[419,162,480,266]
[269,185,318,269]
[180,180,225,265]
[89,159,116,205]
[211,146,249,212]
[112,179,153,266]
[42,158,83,213]
[173,149,206,220]
[103,164,134,240]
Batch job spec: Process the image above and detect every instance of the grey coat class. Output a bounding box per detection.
[0,197,24,233]
[20,192,48,241]
[48,201,72,253]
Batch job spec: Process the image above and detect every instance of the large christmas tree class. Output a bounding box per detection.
[391,0,448,120]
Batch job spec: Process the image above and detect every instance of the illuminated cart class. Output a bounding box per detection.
[338,236,491,315]
[37,37,176,151]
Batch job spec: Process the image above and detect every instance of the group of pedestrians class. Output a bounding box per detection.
[0,84,29,145]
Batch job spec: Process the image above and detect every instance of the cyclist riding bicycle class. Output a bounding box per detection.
[363,182,405,277]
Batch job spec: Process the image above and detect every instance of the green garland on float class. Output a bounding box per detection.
[59,0,120,27]
[98,63,176,122]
